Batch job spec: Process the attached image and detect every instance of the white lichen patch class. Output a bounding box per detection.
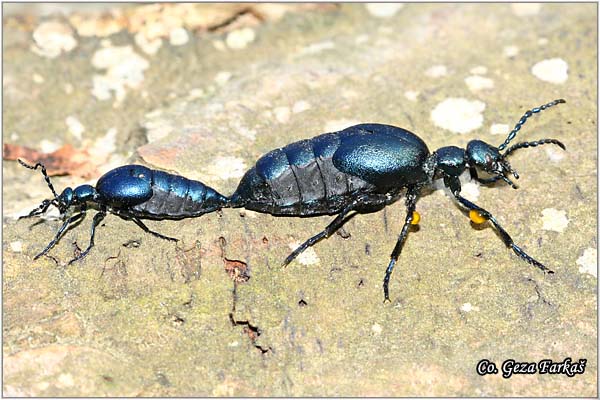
[289,242,320,265]
[40,139,61,153]
[300,40,335,55]
[204,156,246,180]
[355,34,369,45]
[545,146,565,162]
[91,45,149,102]
[365,3,404,18]
[93,127,118,155]
[274,106,291,124]
[32,73,44,84]
[576,248,597,277]
[169,27,189,46]
[431,98,486,134]
[225,28,256,49]
[465,75,494,92]
[531,58,568,84]
[541,208,569,232]
[292,100,311,114]
[425,65,448,78]
[57,373,75,388]
[65,116,85,140]
[460,303,480,312]
[511,3,542,17]
[10,241,23,253]
[212,40,226,52]
[503,45,519,58]
[371,323,383,334]
[469,66,488,75]
[134,32,163,55]
[31,21,77,58]
[461,182,480,201]
[324,119,362,133]
[404,90,419,102]
[214,71,232,86]
[490,123,509,135]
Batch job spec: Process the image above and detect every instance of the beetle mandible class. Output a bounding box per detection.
[229,99,566,301]
[18,162,227,264]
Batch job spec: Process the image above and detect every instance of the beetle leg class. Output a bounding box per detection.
[131,217,179,242]
[19,199,55,220]
[469,167,503,185]
[452,192,553,274]
[34,210,87,259]
[283,194,387,267]
[68,211,106,265]
[383,187,419,303]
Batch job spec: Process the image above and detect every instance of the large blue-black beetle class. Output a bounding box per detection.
[18,162,227,264]
[21,99,565,301]
[228,99,566,300]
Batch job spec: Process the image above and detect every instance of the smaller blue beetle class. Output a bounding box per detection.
[18,162,227,264]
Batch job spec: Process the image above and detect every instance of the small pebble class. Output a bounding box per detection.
[537,37,549,46]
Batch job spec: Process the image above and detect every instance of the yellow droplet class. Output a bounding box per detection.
[469,210,487,224]
[411,211,421,225]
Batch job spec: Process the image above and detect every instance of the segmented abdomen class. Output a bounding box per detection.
[131,169,227,219]
[230,132,373,216]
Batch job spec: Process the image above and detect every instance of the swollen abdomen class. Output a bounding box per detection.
[230,134,373,215]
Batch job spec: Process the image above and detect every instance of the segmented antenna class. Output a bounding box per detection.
[498,99,566,151]
[504,138,566,156]
[17,159,59,199]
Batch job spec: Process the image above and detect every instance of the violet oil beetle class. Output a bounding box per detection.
[229,99,566,301]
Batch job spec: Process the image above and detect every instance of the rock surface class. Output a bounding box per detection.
[3,3,597,396]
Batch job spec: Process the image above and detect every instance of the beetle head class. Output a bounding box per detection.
[466,140,519,188]
[17,160,96,219]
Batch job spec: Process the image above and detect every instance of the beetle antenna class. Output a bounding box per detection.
[497,99,566,151]
[504,138,566,156]
[18,159,59,199]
